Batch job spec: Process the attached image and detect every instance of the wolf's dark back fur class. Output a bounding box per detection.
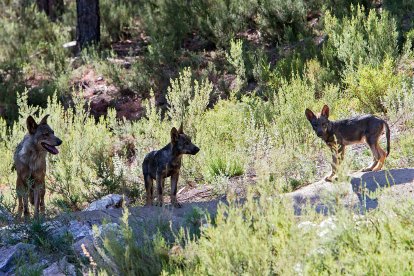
[305,105,390,181]
[327,115,390,156]
[142,125,199,207]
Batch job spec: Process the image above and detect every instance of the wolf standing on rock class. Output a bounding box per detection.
[305,105,390,182]
[142,123,200,208]
[14,115,62,218]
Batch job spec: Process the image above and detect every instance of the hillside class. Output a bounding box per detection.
[1,0,414,274]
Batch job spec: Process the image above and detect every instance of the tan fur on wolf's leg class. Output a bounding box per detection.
[325,173,338,182]
[363,143,381,172]
[325,150,339,182]
[325,145,345,182]
[372,145,387,171]
[362,160,378,172]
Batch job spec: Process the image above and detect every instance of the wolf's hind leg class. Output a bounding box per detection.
[372,144,387,171]
[363,141,380,172]
[170,172,182,208]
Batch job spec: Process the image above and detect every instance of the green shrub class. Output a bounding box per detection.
[0,2,71,120]
[272,76,317,145]
[256,0,307,42]
[323,5,399,74]
[166,195,414,274]
[195,100,250,181]
[98,208,168,275]
[166,67,212,132]
[140,0,309,51]
[344,58,402,113]
[140,0,194,61]
[226,39,246,94]
[100,0,138,43]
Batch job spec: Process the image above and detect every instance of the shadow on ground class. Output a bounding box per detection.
[287,168,414,214]
[351,168,414,211]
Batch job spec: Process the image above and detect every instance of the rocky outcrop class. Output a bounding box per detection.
[43,257,76,276]
[0,243,36,273]
[84,194,128,211]
[287,168,414,214]
[0,207,13,224]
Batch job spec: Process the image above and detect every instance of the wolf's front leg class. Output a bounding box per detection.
[33,186,40,218]
[170,172,182,208]
[325,146,344,182]
[156,174,165,207]
[16,176,25,219]
[40,183,46,214]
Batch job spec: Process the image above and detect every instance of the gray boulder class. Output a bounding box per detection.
[42,257,76,276]
[84,194,128,211]
[0,243,36,273]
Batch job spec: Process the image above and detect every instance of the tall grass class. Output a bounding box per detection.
[97,190,414,275]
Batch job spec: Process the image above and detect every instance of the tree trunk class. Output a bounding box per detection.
[76,0,100,50]
[36,0,64,21]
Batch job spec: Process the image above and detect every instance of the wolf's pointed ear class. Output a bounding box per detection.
[27,116,38,135]
[305,108,316,121]
[171,127,179,143]
[321,105,329,118]
[178,122,184,134]
[39,114,50,125]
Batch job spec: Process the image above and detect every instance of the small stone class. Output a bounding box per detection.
[43,257,76,276]
[68,221,92,242]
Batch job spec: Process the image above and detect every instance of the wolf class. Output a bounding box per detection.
[305,105,390,182]
[14,115,62,218]
[142,124,200,208]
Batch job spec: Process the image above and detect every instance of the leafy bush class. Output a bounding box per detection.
[166,67,212,129]
[98,209,168,275]
[0,3,71,120]
[272,76,317,145]
[344,58,402,113]
[100,0,139,43]
[140,0,309,52]
[197,0,257,47]
[226,39,246,93]
[323,5,399,74]
[195,100,250,181]
[256,0,307,42]
[165,195,414,274]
